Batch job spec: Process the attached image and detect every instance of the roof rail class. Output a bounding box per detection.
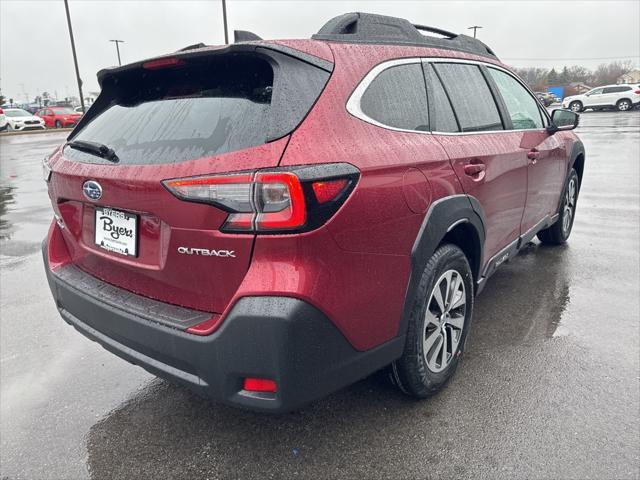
[312,12,497,59]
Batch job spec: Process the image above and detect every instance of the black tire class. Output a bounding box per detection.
[616,99,632,112]
[569,101,583,113]
[391,244,474,398]
[55,120,63,128]
[538,168,579,245]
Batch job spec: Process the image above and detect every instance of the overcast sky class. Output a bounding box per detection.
[1,0,639,103]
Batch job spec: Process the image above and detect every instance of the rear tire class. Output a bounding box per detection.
[617,99,632,112]
[391,244,474,398]
[569,101,583,113]
[538,169,579,245]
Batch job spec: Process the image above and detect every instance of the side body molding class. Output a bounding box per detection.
[396,194,486,337]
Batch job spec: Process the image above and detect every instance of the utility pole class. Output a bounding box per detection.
[109,39,124,66]
[63,0,85,113]
[221,0,229,44]
[467,25,483,38]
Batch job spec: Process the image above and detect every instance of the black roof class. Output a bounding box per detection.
[311,12,498,60]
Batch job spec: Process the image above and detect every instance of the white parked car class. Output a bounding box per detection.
[2,108,46,131]
[0,108,7,131]
[562,84,640,112]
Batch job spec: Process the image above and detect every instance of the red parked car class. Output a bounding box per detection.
[36,106,82,128]
[42,13,584,413]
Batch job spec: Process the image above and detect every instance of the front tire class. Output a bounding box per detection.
[569,101,583,113]
[538,169,579,245]
[617,99,632,111]
[391,244,474,398]
[55,120,62,128]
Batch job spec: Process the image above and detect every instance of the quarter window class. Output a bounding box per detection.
[433,63,503,132]
[360,63,429,131]
[488,68,543,130]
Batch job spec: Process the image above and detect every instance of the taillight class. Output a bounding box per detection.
[163,163,359,234]
[634,90,640,94]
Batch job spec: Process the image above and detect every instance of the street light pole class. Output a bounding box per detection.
[221,0,229,44]
[109,39,124,66]
[63,0,85,112]
[467,25,483,38]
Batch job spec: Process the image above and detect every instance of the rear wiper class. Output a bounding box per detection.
[67,140,119,163]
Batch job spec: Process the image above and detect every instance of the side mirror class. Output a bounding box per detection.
[547,109,579,134]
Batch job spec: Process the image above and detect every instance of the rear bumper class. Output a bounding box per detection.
[43,239,403,413]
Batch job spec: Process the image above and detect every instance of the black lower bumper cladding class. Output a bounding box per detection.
[43,241,403,413]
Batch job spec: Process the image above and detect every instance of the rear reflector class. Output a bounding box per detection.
[312,179,349,204]
[143,57,185,70]
[243,378,277,393]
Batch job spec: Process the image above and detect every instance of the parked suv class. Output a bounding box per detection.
[43,13,584,413]
[562,84,640,112]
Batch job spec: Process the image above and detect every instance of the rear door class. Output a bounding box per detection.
[48,49,330,313]
[425,61,527,266]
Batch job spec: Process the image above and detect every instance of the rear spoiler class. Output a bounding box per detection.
[96,42,333,85]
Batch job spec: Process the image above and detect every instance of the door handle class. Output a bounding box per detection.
[464,163,486,176]
[527,149,539,164]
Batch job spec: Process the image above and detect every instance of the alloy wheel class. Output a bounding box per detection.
[562,177,577,235]
[423,269,466,373]
[618,100,630,111]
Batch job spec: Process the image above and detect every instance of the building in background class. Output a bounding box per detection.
[617,70,640,84]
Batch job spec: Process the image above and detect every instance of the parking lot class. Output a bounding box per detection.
[1,111,638,479]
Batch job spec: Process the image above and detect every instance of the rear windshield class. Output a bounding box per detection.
[66,55,276,165]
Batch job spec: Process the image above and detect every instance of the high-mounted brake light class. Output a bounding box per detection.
[143,57,186,70]
[163,164,360,234]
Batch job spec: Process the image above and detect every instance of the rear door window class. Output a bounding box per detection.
[432,63,503,132]
[360,63,429,131]
[488,68,544,130]
[424,64,459,133]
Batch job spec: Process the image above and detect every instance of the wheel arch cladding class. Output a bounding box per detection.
[570,140,585,188]
[396,195,485,338]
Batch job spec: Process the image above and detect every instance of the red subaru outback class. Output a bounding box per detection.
[43,13,584,413]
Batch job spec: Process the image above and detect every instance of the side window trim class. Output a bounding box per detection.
[346,57,428,134]
[347,57,552,136]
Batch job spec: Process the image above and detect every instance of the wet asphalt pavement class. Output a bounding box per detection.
[1,111,639,480]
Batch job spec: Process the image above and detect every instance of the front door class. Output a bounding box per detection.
[485,67,566,235]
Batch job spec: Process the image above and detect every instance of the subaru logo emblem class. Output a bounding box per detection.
[83,180,102,201]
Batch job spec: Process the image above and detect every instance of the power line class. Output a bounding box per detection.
[503,55,640,61]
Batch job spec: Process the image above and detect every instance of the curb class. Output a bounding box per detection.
[0,128,73,137]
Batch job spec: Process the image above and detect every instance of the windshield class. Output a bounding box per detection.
[5,109,31,117]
